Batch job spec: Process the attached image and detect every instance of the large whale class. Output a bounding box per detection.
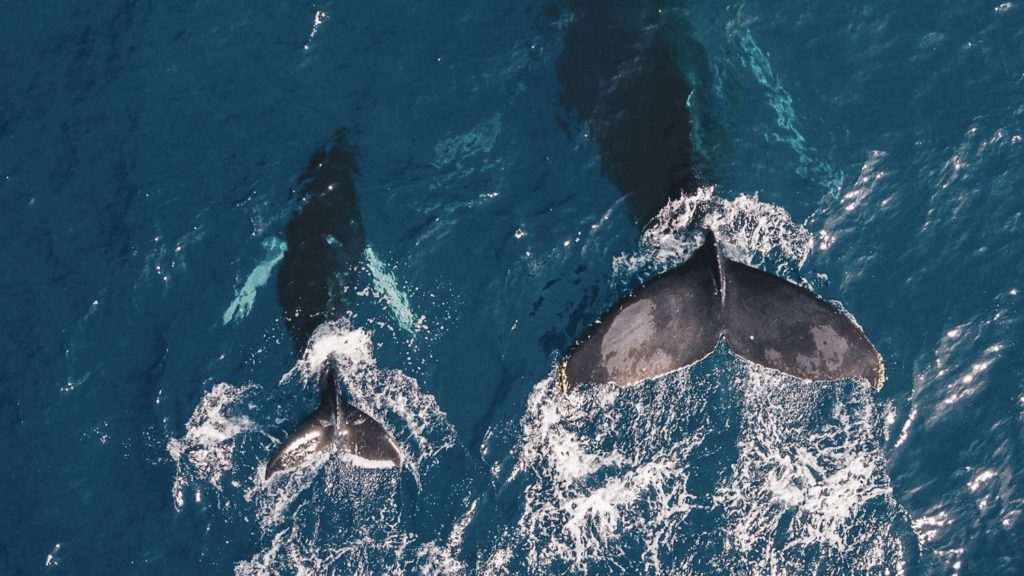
[266,130,401,478]
[555,2,885,390]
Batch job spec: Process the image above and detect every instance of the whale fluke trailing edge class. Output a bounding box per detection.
[266,361,401,479]
[559,230,885,392]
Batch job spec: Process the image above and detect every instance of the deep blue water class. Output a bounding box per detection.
[2,1,1023,574]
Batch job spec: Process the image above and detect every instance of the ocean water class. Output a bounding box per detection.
[1,1,1022,574]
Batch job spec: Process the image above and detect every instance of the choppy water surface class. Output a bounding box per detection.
[2,1,1022,574]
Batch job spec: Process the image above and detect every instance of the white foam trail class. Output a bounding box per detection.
[485,361,913,574]
[492,372,701,573]
[714,368,910,574]
[167,382,257,510]
[303,10,327,51]
[223,237,287,324]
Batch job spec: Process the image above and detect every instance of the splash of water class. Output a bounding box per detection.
[714,371,911,574]
[489,371,703,574]
[167,382,257,510]
[169,321,459,575]
[484,360,913,574]
[613,186,814,280]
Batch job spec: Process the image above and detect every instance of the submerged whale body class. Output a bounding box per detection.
[557,0,704,226]
[556,3,885,390]
[559,230,885,392]
[267,130,401,479]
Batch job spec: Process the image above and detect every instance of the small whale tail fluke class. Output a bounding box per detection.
[559,230,885,393]
[265,362,402,479]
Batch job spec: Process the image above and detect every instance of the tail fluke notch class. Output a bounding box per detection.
[560,231,884,392]
[265,362,402,479]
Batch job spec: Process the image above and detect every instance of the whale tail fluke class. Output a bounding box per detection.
[265,362,402,480]
[560,230,885,393]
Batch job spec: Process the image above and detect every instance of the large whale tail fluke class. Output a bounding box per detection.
[559,230,885,393]
[265,361,402,479]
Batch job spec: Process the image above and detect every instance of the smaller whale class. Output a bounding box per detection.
[266,130,401,479]
[559,230,885,392]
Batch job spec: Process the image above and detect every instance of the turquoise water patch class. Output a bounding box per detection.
[431,113,505,189]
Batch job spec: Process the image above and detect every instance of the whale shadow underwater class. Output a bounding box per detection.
[263,2,883,477]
